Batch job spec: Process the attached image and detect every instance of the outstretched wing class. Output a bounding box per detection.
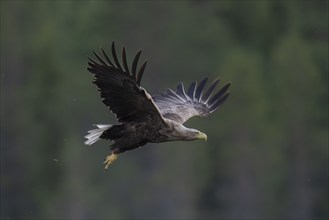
[87,42,163,123]
[152,78,231,124]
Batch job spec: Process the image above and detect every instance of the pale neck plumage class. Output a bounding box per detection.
[164,120,207,141]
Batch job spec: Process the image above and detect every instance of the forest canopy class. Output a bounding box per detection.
[1,1,328,219]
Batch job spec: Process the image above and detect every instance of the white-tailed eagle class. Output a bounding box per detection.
[85,42,231,169]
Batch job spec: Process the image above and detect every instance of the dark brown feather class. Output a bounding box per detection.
[87,42,163,123]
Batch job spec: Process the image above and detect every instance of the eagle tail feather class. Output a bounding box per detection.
[84,124,113,145]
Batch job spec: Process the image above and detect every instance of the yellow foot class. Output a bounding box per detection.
[103,153,118,170]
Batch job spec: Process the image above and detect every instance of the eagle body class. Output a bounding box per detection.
[84,42,231,169]
[98,117,205,154]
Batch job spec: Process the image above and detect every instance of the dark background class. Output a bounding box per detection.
[1,1,328,219]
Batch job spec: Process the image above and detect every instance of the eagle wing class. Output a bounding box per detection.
[152,78,231,124]
[87,42,164,123]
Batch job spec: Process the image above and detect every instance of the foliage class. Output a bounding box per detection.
[1,1,328,219]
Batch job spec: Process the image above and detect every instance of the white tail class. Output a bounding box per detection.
[84,124,112,146]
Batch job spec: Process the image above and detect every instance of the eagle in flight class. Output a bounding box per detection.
[85,42,231,169]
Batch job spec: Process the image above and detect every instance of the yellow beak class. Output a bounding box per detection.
[197,132,207,141]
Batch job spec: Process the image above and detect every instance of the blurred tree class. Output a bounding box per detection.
[270,33,328,219]
[1,1,327,219]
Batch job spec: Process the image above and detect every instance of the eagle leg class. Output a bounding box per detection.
[103,151,118,169]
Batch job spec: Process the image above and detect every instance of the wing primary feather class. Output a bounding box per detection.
[111,42,123,71]
[121,47,130,74]
[88,63,110,75]
[101,48,115,67]
[136,60,147,85]
[176,82,189,100]
[187,81,197,101]
[88,60,112,75]
[195,77,208,101]
[88,57,97,64]
[92,51,109,67]
[209,93,230,112]
[160,90,180,102]
[208,82,231,106]
[157,96,179,103]
[203,78,220,103]
[167,89,185,102]
[132,50,142,80]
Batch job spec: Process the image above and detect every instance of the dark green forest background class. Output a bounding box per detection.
[1,1,328,219]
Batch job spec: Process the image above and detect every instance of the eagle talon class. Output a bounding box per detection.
[103,153,118,170]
